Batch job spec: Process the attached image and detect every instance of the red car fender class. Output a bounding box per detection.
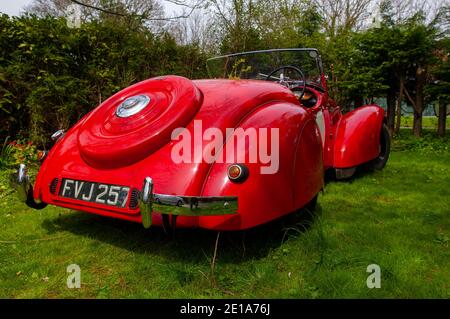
[292,118,324,209]
[199,103,323,231]
[333,105,385,169]
[33,110,93,202]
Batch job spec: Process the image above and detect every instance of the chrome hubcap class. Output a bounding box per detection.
[116,95,151,118]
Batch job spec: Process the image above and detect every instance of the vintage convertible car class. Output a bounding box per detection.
[11,48,390,231]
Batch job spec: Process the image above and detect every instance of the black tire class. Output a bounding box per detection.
[177,200,183,207]
[368,123,391,170]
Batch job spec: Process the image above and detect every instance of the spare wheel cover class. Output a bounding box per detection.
[77,76,202,168]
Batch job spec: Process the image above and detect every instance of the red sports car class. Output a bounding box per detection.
[11,48,390,231]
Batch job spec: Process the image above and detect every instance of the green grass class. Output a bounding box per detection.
[0,130,449,298]
[401,116,450,129]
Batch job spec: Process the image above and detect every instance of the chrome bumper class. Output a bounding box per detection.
[138,177,238,229]
[10,164,47,210]
[9,168,236,227]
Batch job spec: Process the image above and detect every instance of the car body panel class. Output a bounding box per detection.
[333,105,385,168]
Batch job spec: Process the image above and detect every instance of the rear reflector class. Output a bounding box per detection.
[129,188,139,209]
[50,178,59,194]
[228,164,249,183]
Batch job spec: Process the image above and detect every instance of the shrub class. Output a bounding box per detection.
[0,14,208,148]
[392,129,450,153]
[0,136,40,169]
[0,136,13,168]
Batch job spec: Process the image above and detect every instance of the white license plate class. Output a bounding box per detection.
[59,178,130,208]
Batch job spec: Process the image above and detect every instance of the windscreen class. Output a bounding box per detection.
[207,49,323,87]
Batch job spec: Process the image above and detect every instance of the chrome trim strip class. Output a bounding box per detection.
[207,48,320,61]
[138,176,238,228]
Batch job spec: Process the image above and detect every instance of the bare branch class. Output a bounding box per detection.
[69,0,201,21]
[68,0,126,16]
[312,0,374,36]
[164,0,202,8]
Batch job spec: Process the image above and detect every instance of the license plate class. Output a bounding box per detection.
[59,178,130,208]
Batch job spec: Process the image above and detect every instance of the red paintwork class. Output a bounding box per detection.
[32,71,386,231]
[333,105,385,168]
[78,76,203,169]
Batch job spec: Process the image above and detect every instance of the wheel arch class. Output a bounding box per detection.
[333,105,385,169]
[198,102,319,230]
[292,118,324,209]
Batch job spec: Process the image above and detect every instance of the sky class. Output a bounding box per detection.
[0,0,181,16]
[0,0,33,16]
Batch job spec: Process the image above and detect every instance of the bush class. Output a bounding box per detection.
[392,129,450,153]
[0,14,208,148]
[0,136,13,168]
[0,136,40,169]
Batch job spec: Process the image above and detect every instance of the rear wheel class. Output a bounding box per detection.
[367,123,391,170]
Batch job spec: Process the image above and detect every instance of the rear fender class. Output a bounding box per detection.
[199,102,322,230]
[293,119,324,209]
[333,105,384,168]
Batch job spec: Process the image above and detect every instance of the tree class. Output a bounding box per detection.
[206,0,264,53]
[312,0,375,37]
[375,0,450,137]
[399,15,438,137]
[254,0,324,48]
[426,38,450,137]
[343,29,391,111]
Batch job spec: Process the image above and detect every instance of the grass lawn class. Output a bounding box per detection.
[0,130,449,298]
[401,116,450,129]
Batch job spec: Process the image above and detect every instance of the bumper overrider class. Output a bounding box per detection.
[11,165,238,229]
[10,164,47,210]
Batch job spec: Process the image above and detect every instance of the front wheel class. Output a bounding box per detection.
[367,123,391,170]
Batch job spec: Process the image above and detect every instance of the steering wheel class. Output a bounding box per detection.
[266,65,307,99]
